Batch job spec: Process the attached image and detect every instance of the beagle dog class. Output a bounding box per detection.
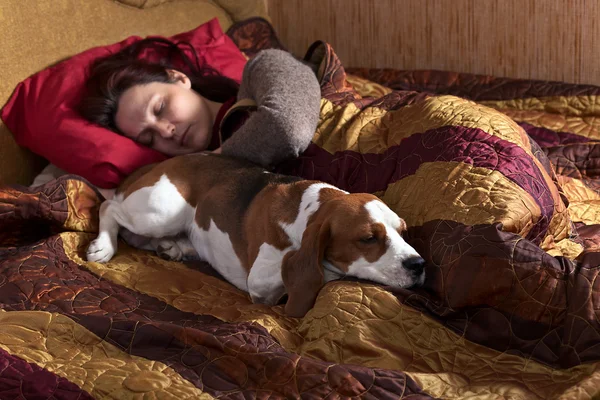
[87,153,425,317]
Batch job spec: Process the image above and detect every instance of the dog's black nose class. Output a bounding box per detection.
[403,257,425,273]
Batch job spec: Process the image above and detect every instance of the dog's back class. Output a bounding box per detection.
[119,153,300,203]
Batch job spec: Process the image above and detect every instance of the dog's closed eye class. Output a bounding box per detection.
[359,235,378,244]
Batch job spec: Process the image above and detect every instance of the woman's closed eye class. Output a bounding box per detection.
[155,100,165,116]
[136,100,164,146]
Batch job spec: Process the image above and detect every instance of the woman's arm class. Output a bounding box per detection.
[220,49,321,166]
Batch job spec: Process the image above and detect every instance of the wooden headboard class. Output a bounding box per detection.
[268,0,598,85]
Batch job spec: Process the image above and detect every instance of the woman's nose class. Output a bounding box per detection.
[156,120,176,138]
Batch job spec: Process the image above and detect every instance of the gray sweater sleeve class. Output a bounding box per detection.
[220,49,321,166]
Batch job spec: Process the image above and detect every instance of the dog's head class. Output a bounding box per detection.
[281,193,425,317]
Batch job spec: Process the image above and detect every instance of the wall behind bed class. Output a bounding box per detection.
[267,0,598,85]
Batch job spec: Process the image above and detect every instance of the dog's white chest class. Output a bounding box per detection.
[247,243,291,304]
[189,220,248,291]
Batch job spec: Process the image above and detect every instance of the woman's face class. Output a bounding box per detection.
[115,70,218,156]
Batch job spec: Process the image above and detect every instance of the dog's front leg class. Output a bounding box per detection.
[86,200,121,263]
[151,235,200,261]
[247,263,287,306]
[120,229,200,262]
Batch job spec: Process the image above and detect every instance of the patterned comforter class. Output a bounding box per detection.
[1,18,600,399]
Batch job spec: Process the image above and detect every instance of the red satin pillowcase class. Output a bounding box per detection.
[1,18,246,189]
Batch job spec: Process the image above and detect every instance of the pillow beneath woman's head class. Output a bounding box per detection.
[1,18,246,189]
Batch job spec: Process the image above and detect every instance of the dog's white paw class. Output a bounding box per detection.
[86,233,116,263]
[154,239,183,261]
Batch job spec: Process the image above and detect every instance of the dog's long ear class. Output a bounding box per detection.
[281,219,330,318]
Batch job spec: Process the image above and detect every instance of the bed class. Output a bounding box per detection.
[2,9,600,400]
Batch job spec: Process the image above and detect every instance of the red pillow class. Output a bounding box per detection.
[1,18,246,189]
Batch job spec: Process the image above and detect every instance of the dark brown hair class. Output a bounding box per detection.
[79,37,239,132]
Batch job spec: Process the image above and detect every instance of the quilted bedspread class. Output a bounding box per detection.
[2,18,600,399]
